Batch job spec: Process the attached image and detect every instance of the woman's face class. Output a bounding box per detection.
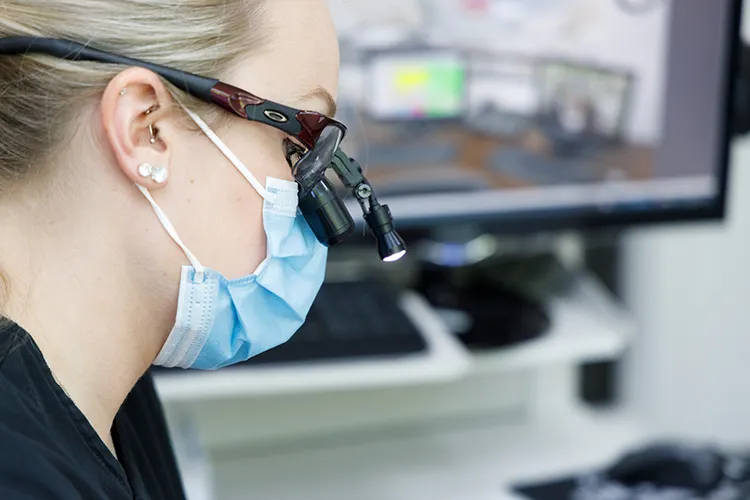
[143,0,340,280]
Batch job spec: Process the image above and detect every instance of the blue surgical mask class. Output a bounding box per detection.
[144,108,328,370]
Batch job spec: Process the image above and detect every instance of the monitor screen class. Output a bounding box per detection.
[366,51,466,120]
[332,0,740,232]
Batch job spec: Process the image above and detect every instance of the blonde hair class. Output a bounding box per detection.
[0,0,268,193]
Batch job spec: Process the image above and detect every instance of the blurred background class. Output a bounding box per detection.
[157,0,750,498]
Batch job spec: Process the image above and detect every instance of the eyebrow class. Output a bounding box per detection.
[297,86,338,118]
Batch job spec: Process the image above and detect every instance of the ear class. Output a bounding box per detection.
[100,67,176,190]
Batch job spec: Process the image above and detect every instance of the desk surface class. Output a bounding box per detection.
[211,407,651,500]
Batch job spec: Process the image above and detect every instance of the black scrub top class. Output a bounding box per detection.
[0,322,187,500]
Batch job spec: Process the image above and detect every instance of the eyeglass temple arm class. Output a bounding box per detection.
[0,37,219,102]
[0,37,306,138]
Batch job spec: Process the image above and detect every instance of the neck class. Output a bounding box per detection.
[0,190,176,450]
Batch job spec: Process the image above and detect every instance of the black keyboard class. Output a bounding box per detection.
[237,280,428,366]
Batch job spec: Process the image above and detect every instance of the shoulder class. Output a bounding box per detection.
[0,378,117,499]
[0,326,113,499]
[0,420,87,499]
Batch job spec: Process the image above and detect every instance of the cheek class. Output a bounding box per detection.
[220,182,269,275]
[165,144,269,280]
[198,178,268,279]
[256,151,295,183]
[225,126,295,183]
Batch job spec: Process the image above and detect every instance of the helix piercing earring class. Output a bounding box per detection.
[148,124,158,145]
[119,88,128,96]
[144,105,160,144]
[138,163,169,184]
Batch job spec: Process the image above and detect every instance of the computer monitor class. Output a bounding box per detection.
[536,60,634,142]
[365,49,466,121]
[334,0,741,235]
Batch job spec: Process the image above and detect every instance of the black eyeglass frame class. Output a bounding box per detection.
[0,37,347,151]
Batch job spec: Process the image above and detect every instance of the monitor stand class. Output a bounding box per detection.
[413,233,563,350]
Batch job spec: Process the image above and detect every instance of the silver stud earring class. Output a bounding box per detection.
[138,163,169,184]
[119,88,128,96]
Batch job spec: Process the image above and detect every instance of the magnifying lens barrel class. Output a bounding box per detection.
[299,178,355,246]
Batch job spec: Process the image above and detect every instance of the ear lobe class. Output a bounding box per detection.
[101,67,174,190]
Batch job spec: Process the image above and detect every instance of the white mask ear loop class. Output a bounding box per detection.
[182,106,268,200]
[137,185,205,276]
